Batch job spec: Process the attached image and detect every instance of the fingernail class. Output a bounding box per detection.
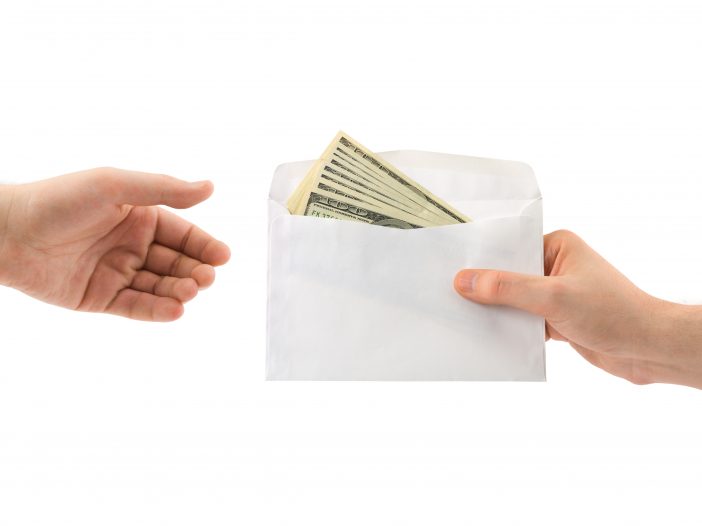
[456,272,478,294]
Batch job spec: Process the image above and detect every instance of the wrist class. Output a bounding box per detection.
[0,184,17,287]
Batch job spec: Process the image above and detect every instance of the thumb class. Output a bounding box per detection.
[98,168,214,209]
[454,269,554,316]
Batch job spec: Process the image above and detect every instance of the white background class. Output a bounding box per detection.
[1,0,701,524]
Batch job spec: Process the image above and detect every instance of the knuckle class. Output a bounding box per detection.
[549,229,583,246]
[89,167,120,184]
[627,363,654,386]
[153,275,166,295]
[88,167,120,190]
[158,173,177,201]
[483,270,509,301]
[158,173,178,186]
[169,254,186,276]
[112,250,140,273]
[548,229,574,241]
[627,376,652,386]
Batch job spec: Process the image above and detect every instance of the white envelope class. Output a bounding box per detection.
[267,150,545,381]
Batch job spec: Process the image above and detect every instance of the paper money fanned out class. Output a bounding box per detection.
[287,132,471,229]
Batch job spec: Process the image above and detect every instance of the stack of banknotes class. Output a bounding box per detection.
[287,132,471,229]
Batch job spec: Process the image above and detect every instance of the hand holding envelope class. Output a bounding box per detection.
[268,134,545,381]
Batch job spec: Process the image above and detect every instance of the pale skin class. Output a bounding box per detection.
[454,230,702,389]
[0,167,230,322]
[2,171,699,387]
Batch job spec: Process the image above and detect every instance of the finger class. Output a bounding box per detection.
[130,270,199,303]
[155,208,230,266]
[144,243,216,288]
[453,269,557,317]
[544,230,583,275]
[106,288,184,322]
[546,322,568,342]
[96,168,214,209]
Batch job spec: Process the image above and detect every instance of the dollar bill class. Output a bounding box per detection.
[303,192,422,229]
[320,155,454,225]
[287,132,471,228]
[333,133,469,223]
[318,165,445,224]
[310,182,438,227]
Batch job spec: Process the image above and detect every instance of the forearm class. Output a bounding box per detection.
[645,299,702,389]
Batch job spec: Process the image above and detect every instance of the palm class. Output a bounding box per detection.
[31,203,159,309]
[5,168,229,321]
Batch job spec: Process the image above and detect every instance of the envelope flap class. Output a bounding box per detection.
[269,149,541,211]
[381,150,541,201]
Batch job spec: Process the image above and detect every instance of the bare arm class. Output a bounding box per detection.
[454,230,702,389]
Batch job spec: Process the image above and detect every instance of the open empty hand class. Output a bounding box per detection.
[0,167,230,321]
